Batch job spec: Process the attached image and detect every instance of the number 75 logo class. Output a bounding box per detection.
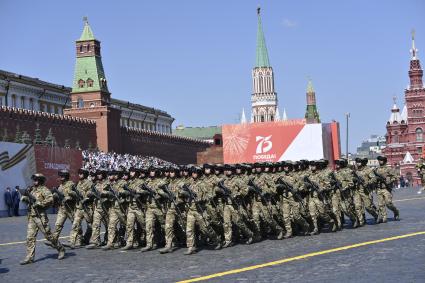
[256,135,273,154]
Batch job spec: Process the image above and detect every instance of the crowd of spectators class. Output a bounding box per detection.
[82,150,175,171]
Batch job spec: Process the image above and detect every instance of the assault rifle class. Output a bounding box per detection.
[104,185,126,223]
[181,184,215,232]
[247,178,274,220]
[329,172,344,192]
[182,184,198,200]
[159,184,186,233]
[19,187,36,206]
[373,169,393,192]
[352,171,366,187]
[275,177,307,211]
[217,181,233,199]
[304,176,327,199]
[141,183,157,197]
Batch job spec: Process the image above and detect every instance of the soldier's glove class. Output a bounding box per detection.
[21,196,29,203]
[33,202,43,209]
[82,198,91,205]
[119,191,130,198]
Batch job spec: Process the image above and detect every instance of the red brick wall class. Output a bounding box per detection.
[121,127,211,164]
[0,106,97,149]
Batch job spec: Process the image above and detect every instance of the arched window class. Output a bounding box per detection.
[20,96,25,108]
[78,79,85,88]
[416,128,423,142]
[79,45,83,52]
[87,78,94,87]
[77,98,84,108]
[29,98,34,110]
[87,44,90,51]
[260,115,265,122]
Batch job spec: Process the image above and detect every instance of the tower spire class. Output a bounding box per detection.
[305,78,320,123]
[256,7,270,67]
[411,29,418,60]
[79,16,95,41]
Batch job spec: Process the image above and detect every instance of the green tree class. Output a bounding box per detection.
[21,131,32,144]
[45,128,54,146]
[14,125,22,143]
[33,123,43,145]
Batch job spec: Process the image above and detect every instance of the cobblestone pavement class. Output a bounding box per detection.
[1,188,425,282]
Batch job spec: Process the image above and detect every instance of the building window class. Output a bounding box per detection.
[54,106,59,114]
[20,96,25,108]
[393,135,399,143]
[87,78,94,87]
[270,115,274,121]
[78,79,85,88]
[29,98,34,110]
[77,98,84,108]
[11,95,16,108]
[418,147,423,155]
[416,128,423,142]
[79,45,83,52]
[87,44,90,51]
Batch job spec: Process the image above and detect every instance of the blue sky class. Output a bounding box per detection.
[1,1,424,151]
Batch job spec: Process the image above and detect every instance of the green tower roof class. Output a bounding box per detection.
[255,7,271,68]
[78,17,95,41]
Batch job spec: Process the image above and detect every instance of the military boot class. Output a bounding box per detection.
[277,231,284,240]
[382,218,387,223]
[44,241,54,248]
[140,245,153,252]
[245,236,254,245]
[121,244,134,251]
[159,245,175,254]
[352,218,359,228]
[58,247,65,260]
[184,247,198,255]
[310,227,319,236]
[102,244,114,251]
[394,210,400,221]
[283,231,292,239]
[222,241,234,248]
[20,257,34,265]
[86,243,100,249]
[214,242,222,250]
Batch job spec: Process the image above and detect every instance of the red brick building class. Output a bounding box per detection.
[384,31,424,184]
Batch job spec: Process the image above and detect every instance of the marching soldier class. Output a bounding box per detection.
[122,167,146,250]
[51,170,77,243]
[140,167,167,252]
[333,159,359,228]
[374,156,400,222]
[181,166,222,255]
[68,168,94,248]
[353,158,379,225]
[86,169,110,249]
[20,174,65,265]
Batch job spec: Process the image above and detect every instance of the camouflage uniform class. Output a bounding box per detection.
[105,179,128,249]
[142,177,167,250]
[183,176,221,254]
[306,170,335,234]
[334,168,358,227]
[87,179,110,247]
[277,172,310,237]
[69,177,93,246]
[123,177,146,249]
[250,172,284,238]
[160,177,187,253]
[21,185,65,263]
[374,166,400,222]
[221,174,253,246]
[52,180,77,241]
[354,166,378,225]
